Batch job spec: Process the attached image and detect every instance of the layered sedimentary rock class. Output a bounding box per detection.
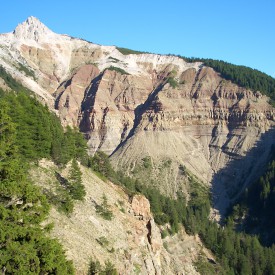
[0,17,274,214]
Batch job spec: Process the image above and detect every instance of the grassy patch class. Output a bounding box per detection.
[96,236,109,247]
[107,66,129,75]
[167,76,179,88]
[17,63,36,79]
[133,263,141,274]
[84,61,98,67]
[161,229,169,239]
[116,47,147,55]
[142,156,152,169]
[93,170,108,182]
[0,66,32,94]
[162,159,172,168]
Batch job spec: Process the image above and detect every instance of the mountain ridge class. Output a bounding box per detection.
[1,17,275,274]
[0,17,274,217]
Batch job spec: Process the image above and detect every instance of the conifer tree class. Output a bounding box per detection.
[68,158,86,200]
[0,102,74,274]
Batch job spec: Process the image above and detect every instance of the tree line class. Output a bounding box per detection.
[178,57,275,106]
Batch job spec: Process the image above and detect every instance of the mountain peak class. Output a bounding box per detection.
[13,16,55,42]
[25,16,43,25]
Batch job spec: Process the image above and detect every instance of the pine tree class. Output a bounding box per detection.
[68,158,86,200]
[0,102,74,274]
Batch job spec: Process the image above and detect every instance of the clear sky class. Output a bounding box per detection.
[1,0,274,77]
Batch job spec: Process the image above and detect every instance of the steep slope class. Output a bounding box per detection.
[0,17,274,215]
[229,154,275,246]
[30,160,214,275]
[111,67,275,214]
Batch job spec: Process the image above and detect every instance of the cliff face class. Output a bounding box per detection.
[1,17,274,214]
[111,68,275,215]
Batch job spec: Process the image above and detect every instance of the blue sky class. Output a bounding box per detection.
[1,0,274,77]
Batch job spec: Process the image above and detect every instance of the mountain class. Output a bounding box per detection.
[1,88,275,274]
[1,17,275,274]
[0,90,206,275]
[0,16,274,217]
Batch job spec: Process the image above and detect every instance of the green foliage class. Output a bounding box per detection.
[88,259,101,275]
[164,70,179,89]
[0,66,31,94]
[116,47,147,55]
[230,154,275,246]
[54,126,88,165]
[96,194,113,220]
[161,229,169,239]
[58,193,74,215]
[166,76,179,89]
[195,255,221,275]
[88,151,116,181]
[96,236,109,247]
[89,151,275,275]
[0,87,89,273]
[162,159,172,168]
[88,259,118,275]
[17,63,36,79]
[142,156,152,169]
[183,184,275,275]
[133,263,141,274]
[107,66,129,75]
[0,103,74,274]
[103,260,118,275]
[176,56,275,106]
[0,92,88,164]
[68,159,86,200]
[88,152,185,233]
[42,164,85,216]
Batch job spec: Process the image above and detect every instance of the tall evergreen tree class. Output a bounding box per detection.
[0,101,74,274]
[68,158,86,200]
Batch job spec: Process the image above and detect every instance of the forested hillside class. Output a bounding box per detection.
[0,84,88,273]
[0,66,31,94]
[230,149,275,246]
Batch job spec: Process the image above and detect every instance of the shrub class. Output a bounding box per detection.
[88,259,118,275]
[96,236,109,247]
[167,76,179,89]
[96,194,113,220]
[142,156,152,169]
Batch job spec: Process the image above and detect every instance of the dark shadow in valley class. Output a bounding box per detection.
[110,82,165,157]
[78,72,104,135]
[211,125,275,219]
[54,79,72,109]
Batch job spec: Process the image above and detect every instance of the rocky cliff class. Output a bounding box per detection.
[0,17,274,215]
[31,160,209,274]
